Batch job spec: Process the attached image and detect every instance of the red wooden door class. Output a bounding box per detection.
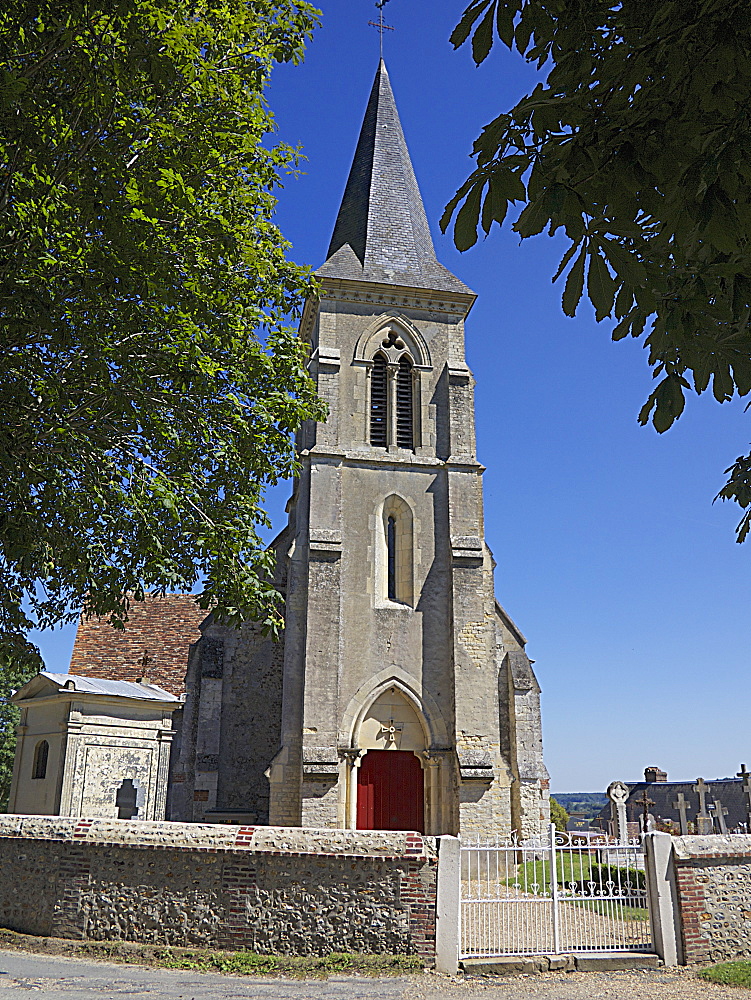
[356,750,424,832]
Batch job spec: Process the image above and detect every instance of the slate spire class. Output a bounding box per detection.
[318,61,472,295]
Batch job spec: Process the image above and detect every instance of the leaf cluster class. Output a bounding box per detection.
[0,635,42,810]
[443,0,751,538]
[0,1,326,646]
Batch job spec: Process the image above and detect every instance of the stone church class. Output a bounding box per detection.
[10,62,549,840]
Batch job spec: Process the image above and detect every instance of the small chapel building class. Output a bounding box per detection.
[10,62,549,840]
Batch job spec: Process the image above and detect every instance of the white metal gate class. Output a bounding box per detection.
[461,825,652,958]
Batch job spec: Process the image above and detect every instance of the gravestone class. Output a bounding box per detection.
[694,778,713,834]
[713,798,729,834]
[673,791,690,835]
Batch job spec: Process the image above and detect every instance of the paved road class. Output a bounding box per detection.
[0,950,743,1000]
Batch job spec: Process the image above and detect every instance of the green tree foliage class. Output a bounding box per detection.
[549,795,569,832]
[0,1,326,653]
[442,0,751,539]
[0,637,42,811]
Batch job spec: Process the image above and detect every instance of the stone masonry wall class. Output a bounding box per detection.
[0,817,437,960]
[672,835,751,963]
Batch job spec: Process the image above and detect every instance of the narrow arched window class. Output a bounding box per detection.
[387,515,397,600]
[32,740,49,780]
[380,496,414,606]
[370,353,388,447]
[396,357,413,449]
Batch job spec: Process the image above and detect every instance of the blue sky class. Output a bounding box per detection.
[33,0,751,792]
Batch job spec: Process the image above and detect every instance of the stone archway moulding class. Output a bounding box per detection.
[352,311,432,370]
[341,665,450,750]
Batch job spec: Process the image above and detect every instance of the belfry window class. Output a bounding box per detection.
[370,353,388,447]
[369,345,416,450]
[32,739,48,779]
[396,357,414,449]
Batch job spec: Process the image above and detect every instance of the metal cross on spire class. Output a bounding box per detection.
[369,0,394,58]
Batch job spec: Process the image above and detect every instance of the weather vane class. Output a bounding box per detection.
[368,0,394,58]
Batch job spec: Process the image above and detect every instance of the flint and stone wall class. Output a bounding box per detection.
[671,834,751,963]
[0,817,437,960]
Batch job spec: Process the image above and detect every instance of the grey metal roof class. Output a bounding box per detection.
[318,60,473,297]
[38,672,180,702]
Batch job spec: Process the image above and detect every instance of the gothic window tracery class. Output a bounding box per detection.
[368,328,417,450]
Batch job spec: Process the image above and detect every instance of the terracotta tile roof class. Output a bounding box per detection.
[68,594,206,696]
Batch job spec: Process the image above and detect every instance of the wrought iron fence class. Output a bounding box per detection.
[460,825,652,958]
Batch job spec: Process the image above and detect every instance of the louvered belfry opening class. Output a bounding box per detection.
[396,357,414,449]
[370,353,388,446]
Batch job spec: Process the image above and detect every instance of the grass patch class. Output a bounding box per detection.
[699,961,751,988]
[0,929,423,979]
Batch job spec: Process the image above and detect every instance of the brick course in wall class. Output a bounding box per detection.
[0,817,438,961]
[672,835,751,964]
[68,594,206,696]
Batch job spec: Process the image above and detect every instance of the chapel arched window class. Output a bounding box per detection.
[32,739,49,780]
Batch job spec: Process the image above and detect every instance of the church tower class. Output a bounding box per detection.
[175,62,548,839]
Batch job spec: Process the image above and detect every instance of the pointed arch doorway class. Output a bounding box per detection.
[353,685,427,833]
[357,750,424,832]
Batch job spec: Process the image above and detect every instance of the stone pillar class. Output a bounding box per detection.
[339,749,360,830]
[58,709,83,817]
[435,835,461,975]
[643,831,682,965]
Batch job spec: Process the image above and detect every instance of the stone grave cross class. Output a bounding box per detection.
[694,777,713,834]
[672,791,690,835]
[712,798,729,834]
[738,764,751,829]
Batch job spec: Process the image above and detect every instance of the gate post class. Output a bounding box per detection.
[643,831,682,965]
[435,835,461,974]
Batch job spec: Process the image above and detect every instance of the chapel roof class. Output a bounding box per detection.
[68,593,206,696]
[14,672,180,704]
[318,60,473,297]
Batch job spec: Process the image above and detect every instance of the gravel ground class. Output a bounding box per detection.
[0,950,745,1000]
[409,967,745,1000]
